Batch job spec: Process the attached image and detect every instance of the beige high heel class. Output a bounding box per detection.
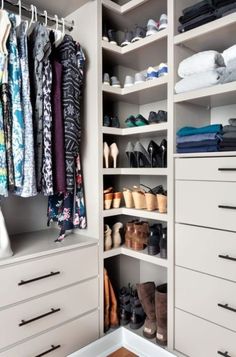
[104,187,114,210]
[157,194,167,213]
[112,192,122,208]
[132,186,146,210]
[123,188,134,208]
[145,192,158,211]
[103,142,110,168]
[110,143,119,168]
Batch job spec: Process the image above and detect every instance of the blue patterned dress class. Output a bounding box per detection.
[0,53,8,196]
[7,13,24,191]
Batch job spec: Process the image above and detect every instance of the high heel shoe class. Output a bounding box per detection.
[134,142,152,168]
[110,143,119,168]
[125,142,137,168]
[104,142,110,168]
[160,139,167,168]
[147,140,162,168]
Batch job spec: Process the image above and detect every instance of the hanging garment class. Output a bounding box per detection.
[16,20,37,197]
[42,40,54,196]
[0,53,8,196]
[28,23,50,192]
[50,31,66,193]
[7,13,24,191]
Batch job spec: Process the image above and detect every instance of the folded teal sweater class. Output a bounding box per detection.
[177,124,222,137]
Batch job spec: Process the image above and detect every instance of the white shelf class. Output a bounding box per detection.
[24,0,89,17]
[174,82,236,108]
[102,168,168,175]
[103,246,168,267]
[174,13,236,52]
[174,151,236,159]
[102,123,168,136]
[0,229,98,267]
[103,207,168,221]
[103,76,168,104]
[102,0,149,14]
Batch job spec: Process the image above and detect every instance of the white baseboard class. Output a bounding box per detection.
[69,327,176,357]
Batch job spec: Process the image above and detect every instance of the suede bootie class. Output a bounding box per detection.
[104,224,112,251]
[137,282,156,339]
[155,283,168,346]
[112,222,123,248]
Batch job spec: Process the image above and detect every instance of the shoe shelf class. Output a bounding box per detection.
[174,13,236,52]
[102,168,168,176]
[174,82,236,108]
[102,76,168,105]
[102,123,168,137]
[104,246,168,268]
[102,0,149,15]
[103,208,168,222]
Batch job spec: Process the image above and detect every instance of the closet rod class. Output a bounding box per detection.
[4,0,74,31]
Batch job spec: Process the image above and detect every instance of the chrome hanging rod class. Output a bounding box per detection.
[3,0,74,31]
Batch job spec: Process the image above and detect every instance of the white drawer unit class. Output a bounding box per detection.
[175,309,236,357]
[0,310,99,357]
[0,278,98,350]
[175,224,236,282]
[175,156,236,182]
[0,245,98,308]
[175,266,236,332]
[176,180,236,231]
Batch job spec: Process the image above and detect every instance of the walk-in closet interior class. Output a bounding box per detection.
[0,0,236,356]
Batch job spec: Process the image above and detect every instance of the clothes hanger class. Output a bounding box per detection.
[15,0,21,27]
[27,4,36,34]
[54,14,62,47]
[0,0,11,54]
[55,17,65,47]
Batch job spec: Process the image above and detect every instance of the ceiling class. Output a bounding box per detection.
[22,0,90,17]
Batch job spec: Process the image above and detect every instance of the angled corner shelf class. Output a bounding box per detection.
[103,246,168,268]
[103,207,168,222]
[102,76,168,104]
[102,0,149,14]
[174,13,236,52]
[174,81,236,108]
[102,168,168,176]
[102,123,168,136]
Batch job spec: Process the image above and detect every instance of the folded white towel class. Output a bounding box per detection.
[178,50,225,78]
[222,44,236,66]
[175,68,224,94]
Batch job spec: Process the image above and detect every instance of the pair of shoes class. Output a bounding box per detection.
[147,223,163,256]
[148,110,167,124]
[146,14,168,36]
[124,73,146,87]
[104,222,123,251]
[104,269,119,332]
[137,283,168,345]
[146,64,168,80]
[103,115,120,128]
[125,114,149,128]
[103,73,121,87]
[121,25,146,47]
[104,142,119,168]
[119,285,146,329]
[104,187,122,210]
[125,140,167,168]
[102,26,117,45]
[124,220,149,250]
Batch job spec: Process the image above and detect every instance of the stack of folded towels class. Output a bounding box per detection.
[176,124,223,153]
[178,0,236,33]
[175,45,236,94]
[220,119,236,151]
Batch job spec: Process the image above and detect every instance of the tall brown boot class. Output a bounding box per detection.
[108,276,119,328]
[155,283,167,346]
[104,269,110,332]
[137,282,156,339]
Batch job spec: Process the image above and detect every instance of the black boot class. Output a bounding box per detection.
[129,288,145,330]
[148,224,162,256]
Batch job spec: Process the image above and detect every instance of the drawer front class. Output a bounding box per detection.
[0,278,98,350]
[175,266,236,332]
[0,245,98,308]
[0,310,99,357]
[176,180,236,231]
[176,157,236,181]
[175,309,236,357]
[176,224,236,282]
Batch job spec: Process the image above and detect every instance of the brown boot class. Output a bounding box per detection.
[132,223,145,251]
[155,283,167,346]
[125,220,138,248]
[104,269,110,332]
[108,276,119,328]
[141,221,149,246]
[137,282,156,339]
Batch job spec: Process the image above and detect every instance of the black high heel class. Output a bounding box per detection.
[125,142,137,168]
[134,142,152,168]
[147,140,162,167]
[160,139,167,167]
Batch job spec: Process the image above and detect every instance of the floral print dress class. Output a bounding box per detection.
[0,53,8,196]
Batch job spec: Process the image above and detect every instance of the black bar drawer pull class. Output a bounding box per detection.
[218,168,236,171]
[19,308,61,327]
[18,271,60,286]
[218,205,236,210]
[218,351,231,357]
[219,254,236,262]
[35,344,61,357]
[218,303,236,313]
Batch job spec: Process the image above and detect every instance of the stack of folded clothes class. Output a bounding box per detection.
[220,119,236,151]
[220,44,236,83]
[176,124,223,153]
[178,0,236,33]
